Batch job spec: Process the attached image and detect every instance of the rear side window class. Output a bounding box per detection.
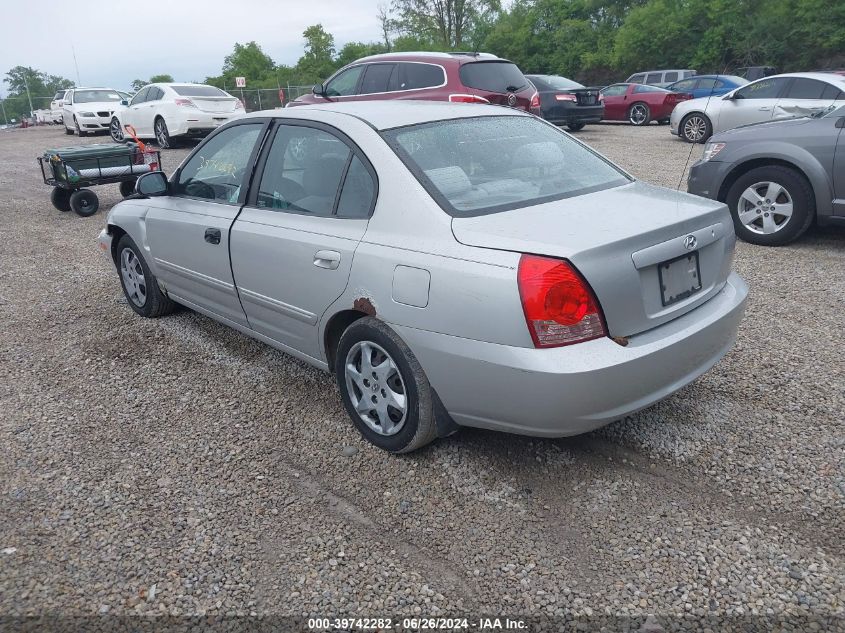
[172,85,228,97]
[646,73,663,84]
[459,62,528,94]
[336,156,376,218]
[821,84,845,100]
[785,78,829,99]
[664,71,678,82]
[398,63,445,90]
[359,64,397,95]
[382,115,629,217]
[628,74,645,84]
[672,79,696,91]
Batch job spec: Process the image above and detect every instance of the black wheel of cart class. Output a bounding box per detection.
[119,179,137,197]
[69,189,99,217]
[50,187,72,212]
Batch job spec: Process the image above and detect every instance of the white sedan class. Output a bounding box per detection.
[110,83,244,148]
[62,88,128,136]
[670,72,845,143]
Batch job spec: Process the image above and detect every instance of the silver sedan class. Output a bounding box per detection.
[98,101,748,453]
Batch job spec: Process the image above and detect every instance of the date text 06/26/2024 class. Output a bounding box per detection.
[307,617,527,630]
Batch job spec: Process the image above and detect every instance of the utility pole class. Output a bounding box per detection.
[71,43,82,85]
[22,73,34,115]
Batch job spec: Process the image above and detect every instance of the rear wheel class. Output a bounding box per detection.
[335,317,438,453]
[154,117,171,149]
[725,165,814,246]
[628,102,651,126]
[50,187,71,212]
[116,234,176,318]
[567,122,586,132]
[681,113,712,143]
[69,189,99,217]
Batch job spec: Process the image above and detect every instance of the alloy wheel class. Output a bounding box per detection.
[629,104,648,125]
[736,181,793,235]
[683,115,707,142]
[155,120,168,148]
[120,248,147,307]
[110,119,124,142]
[344,341,407,436]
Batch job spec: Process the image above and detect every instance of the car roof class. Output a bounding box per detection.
[248,100,527,131]
[763,71,845,83]
[629,69,695,75]
[355,51,500,63]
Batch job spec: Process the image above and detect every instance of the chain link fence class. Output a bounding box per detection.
[223,86,314,112]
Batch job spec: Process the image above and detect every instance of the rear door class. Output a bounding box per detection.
[356,63,398,99]
[719,77,790,130]
[144,120,267,325]
[230,121,376,359]
[774,78,841,120]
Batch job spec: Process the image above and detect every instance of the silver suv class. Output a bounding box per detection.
[625,69,696,88]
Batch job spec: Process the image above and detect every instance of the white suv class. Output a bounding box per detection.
[109,83,244,148]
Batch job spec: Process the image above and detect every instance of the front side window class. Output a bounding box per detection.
[697,78,717,90]
[735,77,788,99]
[672,79,696,91]
[257,125,351,216]
[382,115,629,217]
[175,123,263,203]
[359,64,397,95]
[601,84,628,97]
[459,61,528,94]
[325,66,364,97]
[129,87,149,106]
[398,63,445,90]
[146,87,164,101]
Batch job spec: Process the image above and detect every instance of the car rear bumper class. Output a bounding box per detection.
[393,272,747,437]
[543,104,604,125]
[169,112,239,137]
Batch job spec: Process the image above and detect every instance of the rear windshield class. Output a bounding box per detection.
[382,115,629,217]
[459,62,528,94]
[530,75,584,90]
[172,85,229,97]
[74,90,123,103]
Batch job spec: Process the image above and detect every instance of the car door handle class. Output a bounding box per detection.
[204,228,221,245]
[313,250,341,269]
[758,106,771,111]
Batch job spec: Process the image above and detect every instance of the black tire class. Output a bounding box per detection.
[335,317,438,453]
[69,189,99,217]
[74,116,88,137]
[725,165,815,246]
[680,112,712,143]
[628,102,651,126]
[115,234,176,318]
[63,119,74,135]
[119,179,137,198]
[658,118,670,125]
[567,122,586,132]
[50,187,71,212]
[110,117,125,143]
[154,117,171,149]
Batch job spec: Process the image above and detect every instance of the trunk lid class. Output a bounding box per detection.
[451,181,736,337]
[190,97,239,113]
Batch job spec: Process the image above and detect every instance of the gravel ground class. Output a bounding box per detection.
[0,123,842,632]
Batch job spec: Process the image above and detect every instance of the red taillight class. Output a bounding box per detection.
[174,98,196,108]
[554,93,577,102]
[517,254,606,348]
[449,94,490,104]
[598,93,604,103]
[530,92,540,109]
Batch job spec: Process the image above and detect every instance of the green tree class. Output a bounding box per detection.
[335,41,390,68]
[391,0,501,49]
[2,66,73,119]
[296,24,337,81]
[130,74,174,91]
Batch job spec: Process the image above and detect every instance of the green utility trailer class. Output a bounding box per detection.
[38,143,162,216]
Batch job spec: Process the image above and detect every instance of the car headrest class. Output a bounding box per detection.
[515,142,565,168]
[424,166,472,197]
[302,156,347,197]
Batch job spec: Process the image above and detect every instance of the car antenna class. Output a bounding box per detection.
[677,55,730,190]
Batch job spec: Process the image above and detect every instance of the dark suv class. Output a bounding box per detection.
[289,52,540,115]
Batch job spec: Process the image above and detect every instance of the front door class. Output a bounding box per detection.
[134,86,163,137]
[719,77,790,130]
[121,87,149,134]
[144,120,267,325]
[600,84,629,120]
[230,122,377,359]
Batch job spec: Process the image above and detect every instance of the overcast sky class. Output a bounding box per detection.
[0,0,384,97]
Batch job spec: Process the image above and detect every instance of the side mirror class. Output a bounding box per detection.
[722,93,735,101]
[120,99,129,106]
[136,171,169,197]
[312,83,326,96]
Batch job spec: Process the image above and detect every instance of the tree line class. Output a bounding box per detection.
[4,0,842,120]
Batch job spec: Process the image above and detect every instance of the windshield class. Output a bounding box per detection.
[459,62,528,94]
[382,115,630,217]
[172,85,229,97]
[532,75,584,90]
[74,90,123,103]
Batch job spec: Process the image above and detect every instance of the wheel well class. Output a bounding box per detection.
[323,309,368,372]
[108,225,127,266]
[717,158,809,203]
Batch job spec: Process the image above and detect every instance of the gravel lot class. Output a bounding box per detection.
[0,123,843,632]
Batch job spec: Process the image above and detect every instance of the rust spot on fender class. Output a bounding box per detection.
[353,297,376,316]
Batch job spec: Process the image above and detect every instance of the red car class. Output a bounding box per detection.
[289,52,540,116]
[599,83,692,125]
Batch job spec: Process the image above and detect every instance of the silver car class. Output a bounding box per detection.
[98,101,748,453]
[671,72,845,143]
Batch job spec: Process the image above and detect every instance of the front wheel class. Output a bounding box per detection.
[116,234,176,317]
[69,189,99,217]
[110,117,125,143]
[119,179,137,197]
[74,116,88,137]
[681,113,712,143]
[335,317,438,453]
[725,165,815,246]
[628,102,651,126]
[567,122,586,132]
[63,117,74,135]
[154,117,171,149]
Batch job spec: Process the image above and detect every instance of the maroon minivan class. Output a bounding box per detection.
[289,52,540,115]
